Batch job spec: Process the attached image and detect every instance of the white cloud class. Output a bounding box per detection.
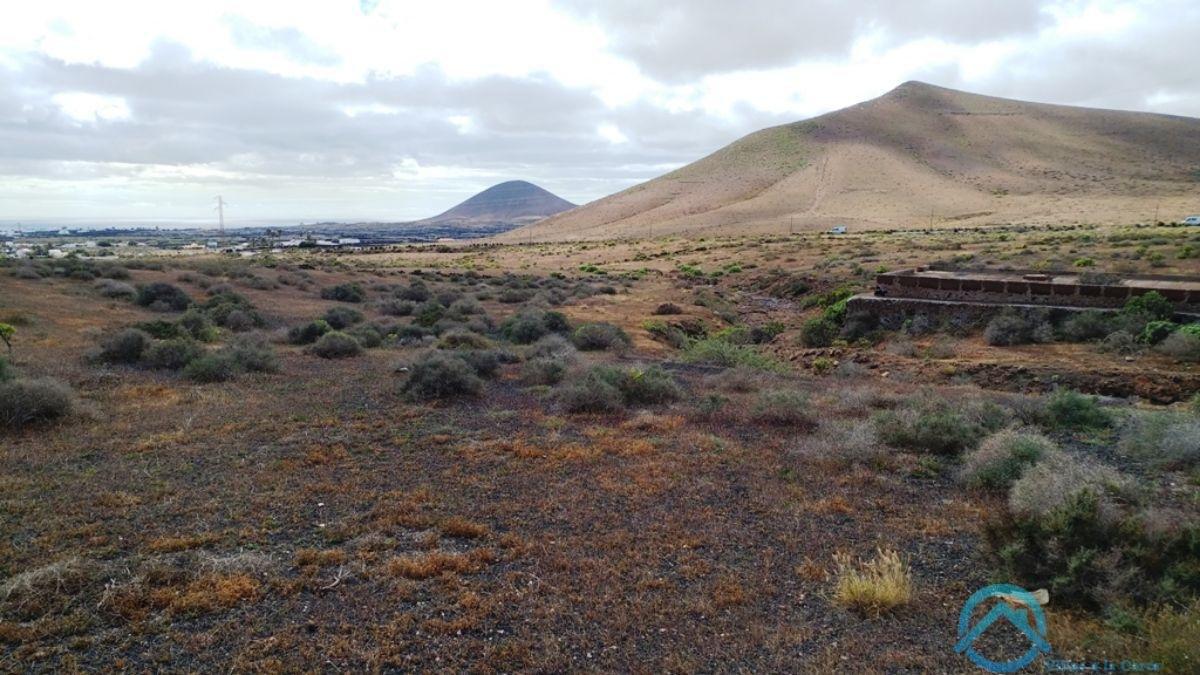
[51,92,131,123]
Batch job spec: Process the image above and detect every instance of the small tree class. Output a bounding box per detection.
[0,323,13,354]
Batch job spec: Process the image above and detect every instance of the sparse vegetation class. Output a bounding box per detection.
[832,549,913,615]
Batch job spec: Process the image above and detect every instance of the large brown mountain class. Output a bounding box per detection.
[421,180,575,227]
[499,82,1200,241]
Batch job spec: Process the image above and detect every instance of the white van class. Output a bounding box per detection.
[1183,215,1200,226]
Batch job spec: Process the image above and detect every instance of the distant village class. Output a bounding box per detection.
[0,220,521,260]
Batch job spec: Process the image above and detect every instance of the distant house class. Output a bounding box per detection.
[1184,215,1200,226]
[830,225,847,234]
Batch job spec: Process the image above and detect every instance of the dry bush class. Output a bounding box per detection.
[1118,412,1200,469]
[1008,454,1134,523]
[312,331,362,359]
[0,377,74,429]
[703,366,765,393]
[387,551,473,580]
[802,420,885,466]
[294,548,347,568]
[959,428,1059,490]
[832,548,913,615]
[440,517,488,539]
[1158,331,1200,362]
[402,351,483,400]
[750,389,814,427]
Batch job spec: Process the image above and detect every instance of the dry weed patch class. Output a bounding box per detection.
[832,548,913,615]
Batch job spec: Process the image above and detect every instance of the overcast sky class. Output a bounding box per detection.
[1,0,1197,226]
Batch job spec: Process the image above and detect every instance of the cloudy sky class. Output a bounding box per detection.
[1,0,1197,227]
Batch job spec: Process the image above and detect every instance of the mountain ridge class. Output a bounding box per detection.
[499,81,1200,241]
[421,180,575,227]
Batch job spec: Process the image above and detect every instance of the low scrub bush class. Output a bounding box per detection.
[135,282,192,312]
[1157,331,1200,362]
[872,395,1008,455]
[557,370,624,413]
[142,338,203,371]
[959,428,1058,490]
[1059,311,1111,342]
[94,279,136,299]
[347,323,383,349]
[311,331,362,359]
[983,454,1198,609]
[401,351,483,400]
[320,283,365,303]
[183,353,240,383]
[0,357,13,382]
[681,338,784,372]
[1045,390,1113,431]
[571,322,631,351]
[178,309,218,342]
[437,330,492,351]
[376,298,415,316]
[0,378,74,429]
[653,303,682,315]
[525,334,577,360]
[224,335,280,373]
[413,300,445,327]
[984,309,1052,346]
[750,389,814,427]
[521,357,569,385]
[323,306,363,330]
[98,328,152,364]
[1140,320,1177,345]
[287,320,331,345]
[799,318,837,347]
[1118,413,1200,469]
[500,310,570,344]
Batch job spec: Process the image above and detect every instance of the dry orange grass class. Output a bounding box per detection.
[387,551,473,580]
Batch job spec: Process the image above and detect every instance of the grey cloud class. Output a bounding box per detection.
[558,0,1047,81]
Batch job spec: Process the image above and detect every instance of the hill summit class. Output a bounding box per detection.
[501,81,1200,241]
[422,180,575,226]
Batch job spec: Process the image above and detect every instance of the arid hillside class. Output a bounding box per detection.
[501,82,1200,241]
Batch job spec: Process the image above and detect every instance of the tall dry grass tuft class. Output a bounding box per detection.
[832,548,913,615]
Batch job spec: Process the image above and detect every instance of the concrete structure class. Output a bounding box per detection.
[873,267,1200,312]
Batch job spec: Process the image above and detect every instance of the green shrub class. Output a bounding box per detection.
[799,318,837,347]
[750,389,814,427]
[142,338,203,371]
[959,428,1058,490]
[401,351,483,400]
[982,454,1193,610]
[347,323,383,349]
[202,291,262,329]
[0,357,13,382]
[183,353,240,383]
[501,310,569,344]
[98,328,152,364]
[134,319,186,340]
[450,349,503,377]
[437,330,493,350]
[323,306,364,330]
[681,338,784,371]
[526,334,576,360]
[1046,390,1113,431]
[0,378,74,429]
[320,283,365,303]
[571,322,631,351]
[413,300,445,327]
[287,320,332,345]
[1141,320,1178,345]
[135,282,192,311]
[312,331,362,359]
[178,309,218,341]
[873,396,1008,455]
[1123,291,1175,322]
[601,364,681,405]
